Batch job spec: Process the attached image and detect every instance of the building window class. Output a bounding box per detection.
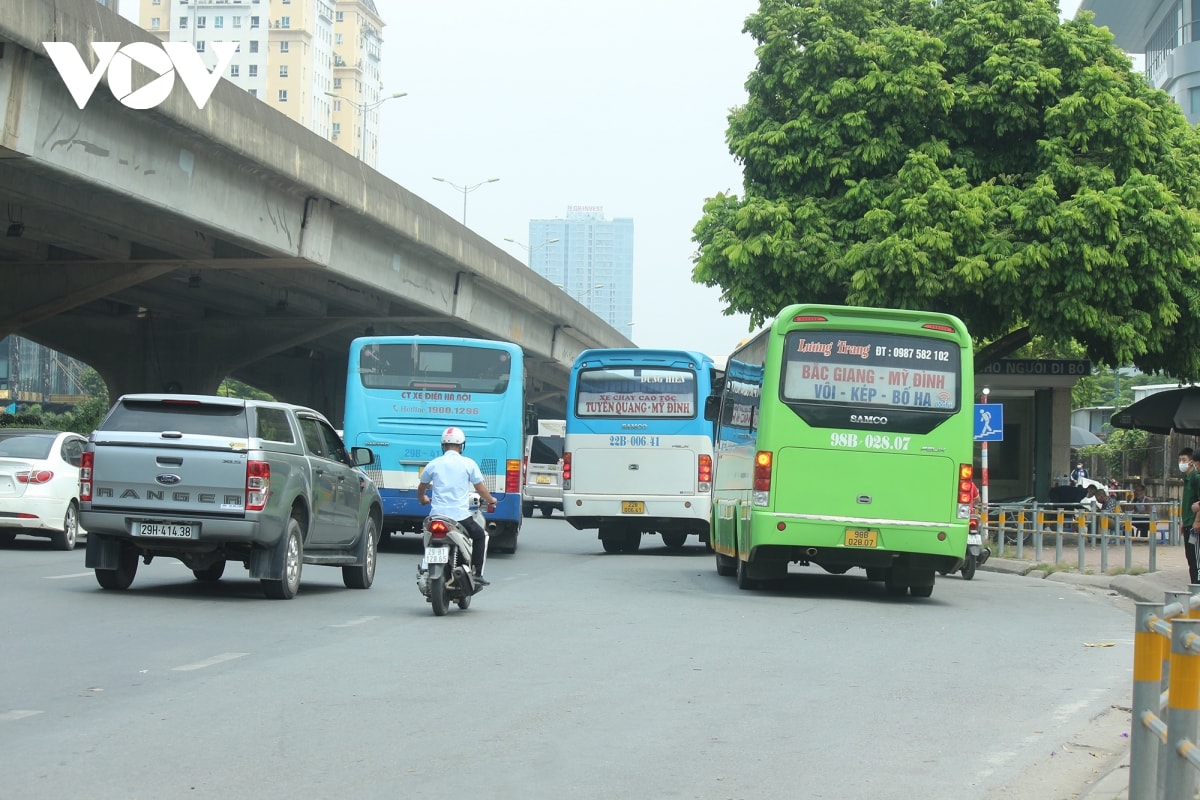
[197,16,206,28]
[278,90,288,102]
[280,16,291,28]
[214,16,223,28]
[230,65,240,77]
[150,16,160,28]
[152,0,160,4]
[333,78,342,89]
[249,40,258,53]
[1190,87,1200,115]
[335,33,343,45]
[196,40,205,52]
[233,16,241,28]
[249,65,258,77]
[249,88,257,98]
[250,15,259,28]
[279,65,288,78]
[333,100,341,111]
[280,41,289,53]
[179,17,188,28]
[336,11,343,21]
[333,123,341,135]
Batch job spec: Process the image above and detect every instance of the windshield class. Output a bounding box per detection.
[575,367,697,418]
[357,343,513,395]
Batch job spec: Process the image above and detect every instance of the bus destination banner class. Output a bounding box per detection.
[782,331,958,410]
[576,369,697,418]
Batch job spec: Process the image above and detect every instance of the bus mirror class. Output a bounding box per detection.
[703,395,721,422]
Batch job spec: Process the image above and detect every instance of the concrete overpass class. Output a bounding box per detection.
[0,0,632,422]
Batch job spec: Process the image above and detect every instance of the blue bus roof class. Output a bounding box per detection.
[571,348,715,369]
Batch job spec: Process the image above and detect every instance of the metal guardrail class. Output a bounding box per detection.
[978,502,1179,572]
[1130,589,1200,799]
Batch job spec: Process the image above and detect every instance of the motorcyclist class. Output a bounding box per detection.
[417,427,498,586]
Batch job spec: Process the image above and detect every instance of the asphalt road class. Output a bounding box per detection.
[0,518,1134,799]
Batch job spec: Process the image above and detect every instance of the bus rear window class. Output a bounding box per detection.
[575,367,697,418]
[781,331,959,412]
[357,343,513,394]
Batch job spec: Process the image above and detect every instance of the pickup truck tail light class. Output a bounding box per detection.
[246,460,270,512]
[506,459,521,493]
[79,452,93,501]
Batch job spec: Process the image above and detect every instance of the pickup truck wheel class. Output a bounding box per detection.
[96,545,138,590]
[193,560,226,582]
[342,517,378,589]
[262,517,303,600]
[51,501,79,550]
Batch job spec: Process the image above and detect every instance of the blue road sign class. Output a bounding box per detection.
[974,403,1003,441]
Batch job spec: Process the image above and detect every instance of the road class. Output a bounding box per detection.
[0,517,1133,799]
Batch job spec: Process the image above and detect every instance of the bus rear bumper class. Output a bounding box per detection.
[744,515,965,575]
[563,495,711,533]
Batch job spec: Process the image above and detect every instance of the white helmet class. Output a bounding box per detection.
[441,426,466,446]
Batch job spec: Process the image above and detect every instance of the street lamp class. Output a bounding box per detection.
[504,237,559,264]
[432,177,500,225]
[325,90,407,165]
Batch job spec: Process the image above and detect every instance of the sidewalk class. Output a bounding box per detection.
[979,537,1195,799]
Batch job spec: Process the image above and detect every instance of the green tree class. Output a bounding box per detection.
[693,0,1200,378]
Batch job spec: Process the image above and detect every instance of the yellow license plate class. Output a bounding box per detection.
[535,475,551,484]
[621,501,645,514]
[844,529,878,548]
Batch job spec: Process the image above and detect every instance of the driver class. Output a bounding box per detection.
[417,427,498,586]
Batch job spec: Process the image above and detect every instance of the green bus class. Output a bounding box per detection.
[705,304,974,598]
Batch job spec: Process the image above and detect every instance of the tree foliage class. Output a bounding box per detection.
[694,0,1200,379]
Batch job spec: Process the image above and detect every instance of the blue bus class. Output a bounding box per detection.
[562,348,720,553]
[343,336,527,553]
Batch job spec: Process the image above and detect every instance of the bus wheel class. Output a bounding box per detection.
[884,571,908,597]
[662,531,687,549]
[621,529,641,553]
[715,549,737,577]
[601,538,622,554]
[736,554,758,591]
[910,583,934,598]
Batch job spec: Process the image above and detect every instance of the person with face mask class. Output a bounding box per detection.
[1180,448,1200,584]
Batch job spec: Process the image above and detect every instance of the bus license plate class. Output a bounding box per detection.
[425,547,449,564]
[845,529,878,548]
[536,475,551,484]
[621,501,645,514]
[134,522,197,539]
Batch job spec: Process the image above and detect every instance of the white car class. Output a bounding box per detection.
[0,429,88,550]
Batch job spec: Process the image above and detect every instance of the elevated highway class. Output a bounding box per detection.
[0,0,632,421]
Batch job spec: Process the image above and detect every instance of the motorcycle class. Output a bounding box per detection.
[961,512,990,580]
[416,494,491,616]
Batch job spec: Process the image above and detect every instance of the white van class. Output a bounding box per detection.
[522,434,565,518]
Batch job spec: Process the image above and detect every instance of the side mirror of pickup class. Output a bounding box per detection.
[351,446,375,467]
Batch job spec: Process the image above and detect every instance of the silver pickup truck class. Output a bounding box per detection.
[81,394,382,599]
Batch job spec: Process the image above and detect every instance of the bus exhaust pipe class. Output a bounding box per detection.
[486,522,498,533]
[805,548,819,558]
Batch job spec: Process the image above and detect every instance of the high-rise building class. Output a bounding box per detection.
[529,206,634,340]
[1080,2,1197,122]
[135,0,386,165]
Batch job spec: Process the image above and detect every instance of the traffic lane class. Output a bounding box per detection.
[0,518,1131,799]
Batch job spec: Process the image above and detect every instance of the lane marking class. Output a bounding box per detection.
[331,616,380,628]
[171,652,249,672]
[1,710,44,722]
[44,572,93,580]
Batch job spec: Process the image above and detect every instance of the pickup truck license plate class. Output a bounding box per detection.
[621,501,645,514]
[844,528,878,548]
[535,475,551,484]
[135,522,197,539]
[425,547,449,564]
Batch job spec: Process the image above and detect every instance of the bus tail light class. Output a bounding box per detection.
[506,459,521,493]
[562,451,572,490]
[79,451,93,501]
[246,460,270,512]
[752,450,772,506]
[957,463,974,519]
[697,454,712,493]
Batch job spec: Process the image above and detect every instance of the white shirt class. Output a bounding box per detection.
[419,449,484,521]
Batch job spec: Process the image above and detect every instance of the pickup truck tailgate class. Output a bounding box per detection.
[91,439,249,516]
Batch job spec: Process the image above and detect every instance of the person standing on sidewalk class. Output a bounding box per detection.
[1181,448,1200,584]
